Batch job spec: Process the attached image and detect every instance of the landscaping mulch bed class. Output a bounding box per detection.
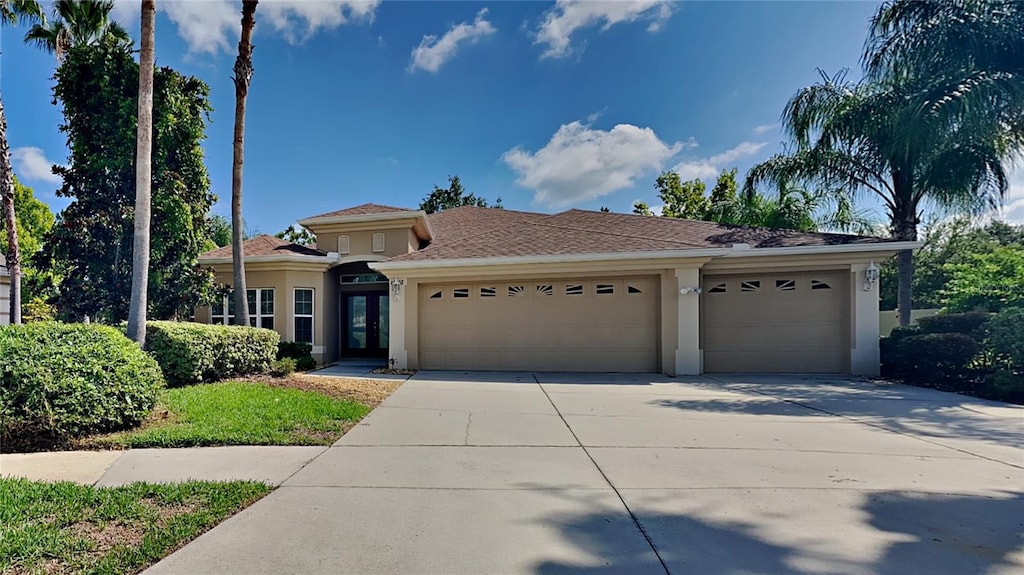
[253,374,404,408]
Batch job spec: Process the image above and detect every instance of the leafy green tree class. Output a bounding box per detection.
[745,70,1010,327]
[632,201,653,216]
[40,42,216,323]
[25,0,130,58]
[419,175,501,214]
[942,246,1024,313]
[275,224,316,246]
[206,215,232,249]
[878,219,1024,310]
[655,171,708,219]
[1,0,45,324]
[0,176,53,257]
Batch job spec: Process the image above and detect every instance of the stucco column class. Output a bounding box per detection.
[389,279,410,369]
[850,264,880,376]
[675,268,702,375]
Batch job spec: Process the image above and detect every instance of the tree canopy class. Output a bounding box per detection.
[419,175,502,214]
[275,224,316,246]
[40,43,216,322]
[25,0,130,58]
[0,176,53,257]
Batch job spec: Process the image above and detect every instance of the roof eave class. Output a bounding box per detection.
[199,254,333,265]
[369,241,922,272]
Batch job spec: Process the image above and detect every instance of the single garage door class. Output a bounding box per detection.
[702,271,849,373]
[419,277,659,372]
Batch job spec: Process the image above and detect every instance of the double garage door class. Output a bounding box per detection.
[416,270,849,374]
[702,271,849,373]
[419,277,659,372]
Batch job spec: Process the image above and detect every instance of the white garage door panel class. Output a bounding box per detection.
[702,271,848,373]
[419,277,658,372]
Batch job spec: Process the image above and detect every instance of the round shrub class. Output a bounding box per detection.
[271,357,297,377]
[987,308,1024,370]
[146,321,279,386]
[0,322,164,450]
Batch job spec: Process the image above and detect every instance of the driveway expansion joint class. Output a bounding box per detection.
[537,375,672,575]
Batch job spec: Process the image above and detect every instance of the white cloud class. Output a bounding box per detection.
[10,147,61,185]
[534,0,672,59]
[409,8,496,73]
[671,140,769,182]
[502,121,683,208]
[1001,165,1024,224]
[752,123,777,135]
[111,0,379,55]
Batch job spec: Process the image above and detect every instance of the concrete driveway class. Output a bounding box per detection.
[147,373,1024,575]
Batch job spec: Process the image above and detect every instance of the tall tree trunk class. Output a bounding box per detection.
[0,95,21,325]
[231,0,258,327]
[891,181,918,327]
[127,0,156,344]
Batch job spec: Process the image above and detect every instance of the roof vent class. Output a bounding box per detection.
[732,243,752,250]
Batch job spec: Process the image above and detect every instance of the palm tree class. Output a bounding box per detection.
[1,0,45,325]
[126,0,155,345]
[231,0,258,326]
[745,71,1010,326]
[25,0,130,59]
[863,0,1024,148]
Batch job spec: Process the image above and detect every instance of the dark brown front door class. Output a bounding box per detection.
[341,291,389,358]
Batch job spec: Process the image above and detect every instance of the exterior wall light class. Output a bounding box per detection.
[390,278,405,302]
[864,262,880,291]
[679,286,702,295]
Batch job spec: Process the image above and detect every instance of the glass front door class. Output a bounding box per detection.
[342,291,388,357]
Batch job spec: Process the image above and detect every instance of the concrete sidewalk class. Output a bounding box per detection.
[0,446,326,486]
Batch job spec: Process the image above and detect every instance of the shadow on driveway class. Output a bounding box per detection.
[530,490,1024,574]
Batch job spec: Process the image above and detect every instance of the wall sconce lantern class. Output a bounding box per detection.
[390,278,405,302]
[679,286,702,295]
[863,261,880,291]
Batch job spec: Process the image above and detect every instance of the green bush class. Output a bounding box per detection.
[277,340,317,371]
[0,322,164,449]
[987,308,1024,369]
[271,358,297,377]
[146,321,279,386]
[881,332,979,385]
[916,312,990,336]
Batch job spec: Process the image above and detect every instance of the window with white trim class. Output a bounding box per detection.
[294,288,314,344]
[247,289,274,329]
[211,289,273,327]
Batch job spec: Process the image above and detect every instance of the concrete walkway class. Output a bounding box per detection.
[139,372,1024,575]
[1,446,326,487]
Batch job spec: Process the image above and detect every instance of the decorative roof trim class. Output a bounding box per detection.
[370,241,921,271]
[297,210,427,227]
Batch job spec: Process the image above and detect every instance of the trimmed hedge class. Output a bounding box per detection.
[277,340,317,371]
[0,323,164,450]
[146,321,279,386]
[881,310,1024,403]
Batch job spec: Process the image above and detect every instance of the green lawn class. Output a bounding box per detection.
[83,382,371,448]
[0,478,271,575]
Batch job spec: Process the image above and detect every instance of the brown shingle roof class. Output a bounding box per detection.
[200,235,326,260]
[426,205,549,243]
[388,208,894,262]
[305,203,414,220]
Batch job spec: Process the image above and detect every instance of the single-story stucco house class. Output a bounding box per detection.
[195,203,918,376]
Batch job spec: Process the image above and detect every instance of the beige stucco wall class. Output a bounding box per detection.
[311,226,415,257]
[195,264,329,364]
[879,308,941,336]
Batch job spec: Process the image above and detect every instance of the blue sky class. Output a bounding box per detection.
[5,0,1022,234]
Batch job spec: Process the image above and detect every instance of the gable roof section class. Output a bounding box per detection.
[388,208,896,263]
[305,203,413,220]
[426,205,549,243]
[200,235,326,261]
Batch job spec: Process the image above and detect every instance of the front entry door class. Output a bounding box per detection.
[342,291,389,357]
